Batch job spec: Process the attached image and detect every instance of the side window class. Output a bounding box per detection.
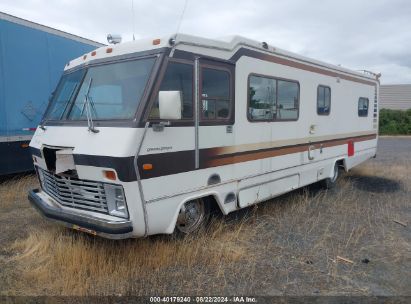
[277,80,299,120]
[317,85,331,115]
[249,75,276,120]
[201,68,231,120]
[248,75,299,121]
[358,97,369,117]
[149,61,193,119]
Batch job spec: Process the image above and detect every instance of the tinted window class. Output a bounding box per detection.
[149,62,193,119]
[201,68,231,120]
[358,97,369,117]
[249,75,276,120]
[317,85,331,115]
[248,75,299,121]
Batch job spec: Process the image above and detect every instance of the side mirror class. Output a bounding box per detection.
[159,91,182,120]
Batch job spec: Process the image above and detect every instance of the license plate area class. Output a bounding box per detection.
[72,224,97,236]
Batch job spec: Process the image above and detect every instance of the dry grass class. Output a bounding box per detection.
[1,138,410,296]
[0,174,36,209]
[252,174,410,295]
[9,216,257,296]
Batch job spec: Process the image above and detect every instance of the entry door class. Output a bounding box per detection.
[196,59,235,177]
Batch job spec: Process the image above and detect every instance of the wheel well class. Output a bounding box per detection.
[201,195,224,216]
[337,159,347,172]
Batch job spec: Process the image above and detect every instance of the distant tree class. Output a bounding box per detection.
[379,109,411,135]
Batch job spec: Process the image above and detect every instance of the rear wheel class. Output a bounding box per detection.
[176,198,210,235]
[322,162,340,189]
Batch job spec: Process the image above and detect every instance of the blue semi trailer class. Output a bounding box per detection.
[0,12,103,175]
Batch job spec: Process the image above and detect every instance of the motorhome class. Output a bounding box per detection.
[28,34,379,239]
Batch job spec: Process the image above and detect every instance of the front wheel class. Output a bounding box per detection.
[175,198,210,235]
[322,162,340,189]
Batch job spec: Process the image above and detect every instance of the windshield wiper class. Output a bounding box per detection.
[40,83,79,131]
[83,78,99,133]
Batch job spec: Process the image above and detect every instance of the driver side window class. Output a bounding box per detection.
[201,67,231,121]
[149,61,193,119]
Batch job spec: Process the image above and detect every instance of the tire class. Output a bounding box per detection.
[322,162,340,189]
[175,197,211,235]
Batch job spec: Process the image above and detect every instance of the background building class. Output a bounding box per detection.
[380,84,411,110]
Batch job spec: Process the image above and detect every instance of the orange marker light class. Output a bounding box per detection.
[91,51,96,56]
[103,170,117,180]
[142,164,153,170]
[152,39,161,45]
[21,143,29,148]
[106,48,113,53]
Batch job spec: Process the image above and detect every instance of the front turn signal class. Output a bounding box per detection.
[103,170,117,180]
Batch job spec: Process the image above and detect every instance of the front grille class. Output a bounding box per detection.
[38,168,109,214]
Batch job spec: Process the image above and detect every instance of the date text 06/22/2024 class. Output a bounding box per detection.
[149,296,257,303]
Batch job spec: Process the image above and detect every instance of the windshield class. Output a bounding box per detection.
[44,57,156,121]
[45,69,85,120]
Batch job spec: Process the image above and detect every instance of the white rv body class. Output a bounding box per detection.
[28,34,379,238]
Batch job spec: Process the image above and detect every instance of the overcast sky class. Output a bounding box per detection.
[2,0,410,84]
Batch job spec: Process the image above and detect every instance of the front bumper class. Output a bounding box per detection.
[28,189,134,239]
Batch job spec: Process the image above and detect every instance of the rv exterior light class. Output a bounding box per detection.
[168,38,176,46]
[104,184,129,218]
[106,47,113,53]
[115,196,127,212]
[142,163,153,170]
[103,170,117,181]
[153,38,161,45]
[107,34,122,44]
[262,42,268,49]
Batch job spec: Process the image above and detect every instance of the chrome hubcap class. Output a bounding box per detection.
[176,199,206,234]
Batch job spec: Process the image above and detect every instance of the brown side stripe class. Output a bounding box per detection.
[203,134,377,167]
[137,150,195,180]
[139,133,377,179]
[230,48,377,87]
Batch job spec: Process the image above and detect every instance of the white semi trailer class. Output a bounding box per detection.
[28,34,379,239]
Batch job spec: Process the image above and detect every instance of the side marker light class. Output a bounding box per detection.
[142,164,153,170]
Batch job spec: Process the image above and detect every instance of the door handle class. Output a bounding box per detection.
[308,145,315,160]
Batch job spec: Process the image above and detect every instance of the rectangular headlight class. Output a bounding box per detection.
[104,184,129,218]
